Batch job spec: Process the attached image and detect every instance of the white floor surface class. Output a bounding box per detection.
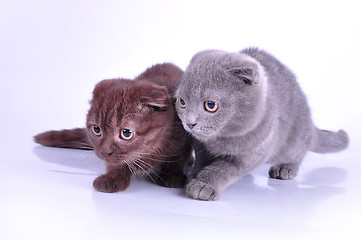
[1,1,361,239]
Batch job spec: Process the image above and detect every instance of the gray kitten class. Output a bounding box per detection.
[175,47,349,201]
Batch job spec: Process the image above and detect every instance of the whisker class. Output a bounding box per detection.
[132,160,156,184]
[123,160,135,175]
[78,152,93,159]
[130,150,187,162]
[134,158,153,168]
[134,159,166,186]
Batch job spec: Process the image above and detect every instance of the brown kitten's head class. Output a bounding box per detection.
[86,79,174,166]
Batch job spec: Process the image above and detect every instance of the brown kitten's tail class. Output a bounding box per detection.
[34,128,93,150]
[310,128,349,153]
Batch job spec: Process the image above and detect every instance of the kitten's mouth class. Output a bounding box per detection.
[95,152,121,164]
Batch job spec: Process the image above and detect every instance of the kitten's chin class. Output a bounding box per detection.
[189,130,215,142]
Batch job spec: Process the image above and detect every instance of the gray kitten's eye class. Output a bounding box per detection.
[204,101,219,112]
[178,98,186,108]
[92,125,102,136]
[120,129,134,140]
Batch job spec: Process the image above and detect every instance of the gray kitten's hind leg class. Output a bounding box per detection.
[268,163,299,180]
[268,144,308,180]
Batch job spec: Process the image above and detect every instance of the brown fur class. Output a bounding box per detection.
[34,63,192,192]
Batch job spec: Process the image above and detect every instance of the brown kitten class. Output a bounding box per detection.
[34,63,192,193]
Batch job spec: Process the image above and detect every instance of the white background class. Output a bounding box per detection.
[1,0,360,239]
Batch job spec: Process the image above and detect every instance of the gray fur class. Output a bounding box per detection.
[175,47,349,201]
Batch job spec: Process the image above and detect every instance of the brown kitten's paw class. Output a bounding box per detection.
[93,175,129,193]
[155,174,186,188]
[186,179,219,201]
[269,164,298,180]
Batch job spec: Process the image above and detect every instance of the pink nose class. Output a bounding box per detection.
[187,122,197,129]
[100,151,113,157]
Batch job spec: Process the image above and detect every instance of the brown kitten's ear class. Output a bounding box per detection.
[92,79,117,97]
[229,67,259,85]
[139,85,170,110]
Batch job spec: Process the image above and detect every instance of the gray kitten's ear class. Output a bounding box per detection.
[228,67,258,85]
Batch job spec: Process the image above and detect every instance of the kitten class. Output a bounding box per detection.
[175,48,349,201]
[35,63,192,193]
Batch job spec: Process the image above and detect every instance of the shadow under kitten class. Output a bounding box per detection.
[34,63,193,193]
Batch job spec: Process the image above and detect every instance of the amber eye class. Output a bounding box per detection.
[92,125,102,136]
[120,129,134,140]
[204,101,219,112]
[178,98,186,108]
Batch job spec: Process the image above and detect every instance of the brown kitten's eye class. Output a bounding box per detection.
[92,125,102,136]
[120,129,134,140]
[204,101,219,112]
[178,98,186,108]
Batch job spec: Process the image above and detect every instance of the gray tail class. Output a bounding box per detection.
[310,128,349,153]
[34,128,94,150]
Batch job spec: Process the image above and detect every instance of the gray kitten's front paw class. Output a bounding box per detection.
[186,179,219,201]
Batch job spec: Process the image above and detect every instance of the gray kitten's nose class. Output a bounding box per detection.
[187,122,197,129]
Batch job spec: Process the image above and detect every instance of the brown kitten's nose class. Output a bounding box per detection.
[100,151,113,157]
[187,123,197,129]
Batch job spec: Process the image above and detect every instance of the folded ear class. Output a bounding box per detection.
[139,85,170,111]
[92,79,117,98]
[228,66,259,85]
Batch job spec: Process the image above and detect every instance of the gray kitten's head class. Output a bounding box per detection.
[175,50,268,141]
